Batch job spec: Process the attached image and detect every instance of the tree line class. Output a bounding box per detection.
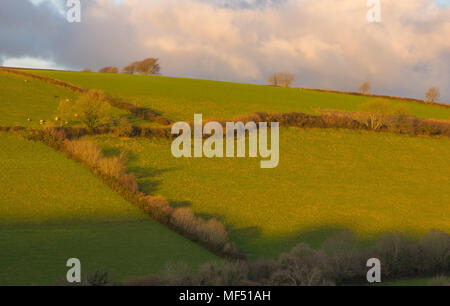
[83,58,161,76]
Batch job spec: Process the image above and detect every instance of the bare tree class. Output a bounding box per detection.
[99,66,119,73]
[81,68,91,72]
[269,72,295,88]
[359,81,371,95]
[268,74,279,86]
[425,87,440,103]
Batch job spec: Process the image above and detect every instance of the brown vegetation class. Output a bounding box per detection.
[124,230,450,286]
[268,72,295,88]
[99,66,119,73]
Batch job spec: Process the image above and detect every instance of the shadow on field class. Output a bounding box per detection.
[229,225,375,260]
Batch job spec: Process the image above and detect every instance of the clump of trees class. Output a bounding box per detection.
[268,72,295,88]
[359,81,371,95]
[122,58,161,75]
[57,90,112,129]
[425,87,440,103]
[99,66,119,73]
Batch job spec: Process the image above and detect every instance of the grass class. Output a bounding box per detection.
[26,70,450,122]
[0,72,79,128]
[0,71,144,128]
[0,133,217,285]
[91,128,450,259]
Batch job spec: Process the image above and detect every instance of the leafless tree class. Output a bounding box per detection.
[359,81,371,95]
[269,72,295,88]
[425,87,440,103]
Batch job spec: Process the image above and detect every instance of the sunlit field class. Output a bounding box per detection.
[0,133,217,285]
[90,128,450,259]
[27,70,450,122]
[0,72,79,128]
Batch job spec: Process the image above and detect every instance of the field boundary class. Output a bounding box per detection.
[0,67,172,125]
[2,108,450,140]
[292,86,450,108]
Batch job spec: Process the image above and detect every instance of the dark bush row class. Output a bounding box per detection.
[125,230,449,286]
[232,111,450,137]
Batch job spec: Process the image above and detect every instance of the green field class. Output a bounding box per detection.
[90,128,450,259]
[0,73,79,128]
[1,69,449,285]
[26,70,450,122]
[0,71,143,128]
[0,134,217,285]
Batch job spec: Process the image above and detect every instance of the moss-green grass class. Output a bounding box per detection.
[27,70,450,122]
[0,72,79,128]
[0,71,144,128]
[91,128,450,259]
[0,133,217,285]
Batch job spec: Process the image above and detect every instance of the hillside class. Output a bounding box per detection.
[90,128,450,259]
[0,133,217,285]
[0,68,448,284]
[24,70,450,122]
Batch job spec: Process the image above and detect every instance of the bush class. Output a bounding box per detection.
[73,90,112,129]
[119,173,139,194]
[171,208,198,234]
[115,117,133,137]
[143,195,173,223]
[196,218,228,247]
[271,243,333,286]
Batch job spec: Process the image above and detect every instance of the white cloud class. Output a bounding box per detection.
[3,0,450,101]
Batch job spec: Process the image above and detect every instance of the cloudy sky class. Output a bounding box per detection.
[1,0,449,102]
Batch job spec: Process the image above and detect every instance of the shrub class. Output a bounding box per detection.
[272,243,333,286]
[196,218,228,247]
[195,261,249,286]
[373,233,421,279]
[143,195,173,223]
[320,231,365,283]
[98,155,125,179]
[115,117,133,137]
[391,104,411,117]
[73,90,112,129]
[65,139,103,167]
[119,173,139,194]
[171,208,198,234]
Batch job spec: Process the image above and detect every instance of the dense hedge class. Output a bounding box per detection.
[124,230,449,286]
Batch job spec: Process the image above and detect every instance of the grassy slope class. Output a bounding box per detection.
[0,71,142,128]
[0,72,79,128]
[92,129,450,259]
[27,70,450,122]
[0,134,217,285]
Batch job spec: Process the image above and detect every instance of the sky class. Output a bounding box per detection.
[1,0,449,102]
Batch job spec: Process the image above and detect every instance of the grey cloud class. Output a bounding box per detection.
[1,0,449,102]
